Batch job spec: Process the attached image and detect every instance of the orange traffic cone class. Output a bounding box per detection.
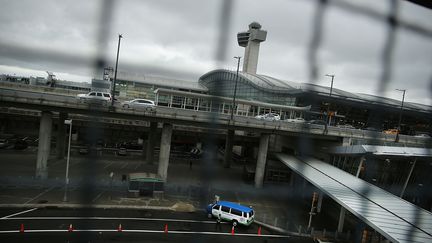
[68,224,74,232]
[164,224,168,233]
[231,226,235,235]
[117,224,122,232]
[257,226,262,235]
[19,223,24,233]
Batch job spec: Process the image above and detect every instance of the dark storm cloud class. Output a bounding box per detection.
[0,0,431,104]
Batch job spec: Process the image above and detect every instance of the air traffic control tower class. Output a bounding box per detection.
[237,22,267,74]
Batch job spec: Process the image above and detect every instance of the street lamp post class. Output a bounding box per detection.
[112,34,123,107]
[230,56,242,122]
[395,89,406,142]
[63,119,72,202]
[325,74,335,126]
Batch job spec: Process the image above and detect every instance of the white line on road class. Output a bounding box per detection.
[1,208,38,219]
[23,186,56,205]
[0,229,290,238]
[104,161,114,169]
[92,191,105,203]
[3,216,228,224]
[120,162,129,169]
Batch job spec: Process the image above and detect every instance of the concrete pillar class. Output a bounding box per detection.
[36,111,53,179]
[254,134,269,188]
[158,123,173,181]
[146,122,158,164]
[56,112,67,159]
[337,206,346,233]
[224,129,234,168]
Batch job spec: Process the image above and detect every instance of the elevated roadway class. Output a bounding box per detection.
[0,87,429,146]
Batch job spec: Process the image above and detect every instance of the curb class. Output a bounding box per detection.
[254,220,307,237]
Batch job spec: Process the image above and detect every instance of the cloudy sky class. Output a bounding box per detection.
[0,0,431,104]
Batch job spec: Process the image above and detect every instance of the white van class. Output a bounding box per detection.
[206,200,254,226]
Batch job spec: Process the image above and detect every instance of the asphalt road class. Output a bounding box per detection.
[0,208,315,242]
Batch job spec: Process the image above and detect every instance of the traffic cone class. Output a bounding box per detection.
[19,223,24,233]
[164,224,168,233]
[117,224,122,232]
[231,226,235,235]
[257,226,261,235]
[68,224,74,232]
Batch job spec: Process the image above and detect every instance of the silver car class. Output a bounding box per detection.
[122,99,156,111]
[77,91,112,106]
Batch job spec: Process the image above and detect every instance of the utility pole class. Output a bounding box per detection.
[230,56,242,122]
[112,34,123,107]
[325,74,335,126]
[395,89,406,142]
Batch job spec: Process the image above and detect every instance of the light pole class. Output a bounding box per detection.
[112,34,123,107]
[325,74,335,126]
[395,89,406,142]
[63,119,72,202]
[230,56,242,122]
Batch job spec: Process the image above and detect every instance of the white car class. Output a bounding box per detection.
[122,99,156,111]
[254,113,280,121]
[284,118,306,123]
[77,91,112,106]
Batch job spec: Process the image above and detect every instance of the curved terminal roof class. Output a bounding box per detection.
[116,71,208,92]
[200,69,432,114]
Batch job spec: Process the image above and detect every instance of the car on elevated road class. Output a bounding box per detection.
[255,113,280,121]
[77,91,112,106]
[122,99,156,111]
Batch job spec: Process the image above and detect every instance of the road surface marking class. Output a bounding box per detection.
[1,208,38,219]
[0,229,290,238]
[103,161,114,169]
[120,162,129,169]
[4,216,229,224]
[23,186,55,205]
[92,191,105,203]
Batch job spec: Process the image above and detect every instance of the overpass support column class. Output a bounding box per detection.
[254,133,269,188]
[36,111,53,179]
[337,206,346,233]
[56,112,67,159]
[224,129,234,168]
[158,123,173,181]
[146,122,158,164]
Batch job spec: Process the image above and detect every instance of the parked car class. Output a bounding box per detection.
[337,124,356,129]
[0,138,9,149]
[79,146,90,155]
[117,148,127,156]
[284,118,306,123]
[383,129,399,135]
[122,99,156,111]
[254,113,280,121]
[77,91,112,106]
[414,133,430,138]
[308,120,327,126]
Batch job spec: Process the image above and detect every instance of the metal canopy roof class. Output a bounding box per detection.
[275,153,432,243]
[331,145,432,157]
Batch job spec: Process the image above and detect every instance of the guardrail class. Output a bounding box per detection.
[0,88,430,147]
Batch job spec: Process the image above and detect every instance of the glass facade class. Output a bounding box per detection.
[199,70,296,106]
